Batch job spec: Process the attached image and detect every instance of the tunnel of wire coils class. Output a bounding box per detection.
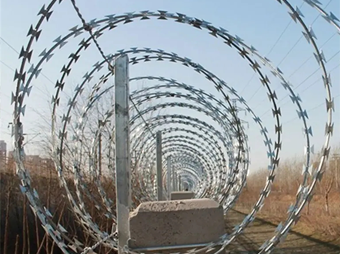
[10,0,338,253]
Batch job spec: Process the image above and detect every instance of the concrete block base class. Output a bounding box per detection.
[170,191,195,200]
[129,198,224,249]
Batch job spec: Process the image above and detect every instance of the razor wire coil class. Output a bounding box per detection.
[9,0,338,253]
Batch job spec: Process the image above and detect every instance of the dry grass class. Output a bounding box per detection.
[237,191,340,241]
[236,149,340,245]
[0,171,118,254]
[1,146,339,253]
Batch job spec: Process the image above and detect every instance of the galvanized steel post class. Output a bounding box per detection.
[114,54,131,253]
[167,156,172,199]
[172,172,175,191]
[179,175,182,191]
[156,131,163,200]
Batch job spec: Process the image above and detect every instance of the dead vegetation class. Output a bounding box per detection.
[1,146,339,253]
[236,146,340,244]
[0,169,118,254]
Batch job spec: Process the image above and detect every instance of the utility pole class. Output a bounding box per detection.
[114,54,131,253]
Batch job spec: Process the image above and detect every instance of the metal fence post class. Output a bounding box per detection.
[115,54,131,253]
[156,131,163,200]
[167,156,172,200]
[172,166,176,192]
[98,120,102,177]
[179,175,182,191]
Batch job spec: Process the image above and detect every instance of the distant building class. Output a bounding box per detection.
[25,155,55,177]
[7,151,15,174]
[3,151,56,177]
[0,140,7,171]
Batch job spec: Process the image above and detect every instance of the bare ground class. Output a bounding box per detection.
[224,209,340,254]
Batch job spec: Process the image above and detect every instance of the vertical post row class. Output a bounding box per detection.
[167,156,172,200]
[178,175,182,191]
[114,54,131,253]
[98,120,102,177]
[156,131,163,200]
[172,166,176,192]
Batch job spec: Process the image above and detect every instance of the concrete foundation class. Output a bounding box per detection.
[170,191,195,200]
[129,198,225,249]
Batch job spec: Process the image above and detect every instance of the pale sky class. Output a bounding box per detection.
[0,0,339,171]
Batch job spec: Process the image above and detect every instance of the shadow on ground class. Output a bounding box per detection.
[224,209,340,254]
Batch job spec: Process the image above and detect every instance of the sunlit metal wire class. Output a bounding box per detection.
[10,0,337,253]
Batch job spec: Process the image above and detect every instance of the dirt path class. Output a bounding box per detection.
[224,209,340,254]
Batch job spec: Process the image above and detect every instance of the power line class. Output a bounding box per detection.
[1,59,56,124]
[258,51,340,118]
[0,106,12,115]
[283,93,339,125]
[250,31,339,112]
[295,50,339,90]
[253,93,339,138]
[0,37,20,54]
[239,3,303,95]
[0,58,51,99]
[70,0,155,138]
[266,19,295,57]
[0,36,56,88]
[277,37,303,66]
[276,0,333,68]
[278,50,339,95]
[299,62,340,94]
[246,0,333,103]
[287,32,337,79]
[0,59,15,72]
